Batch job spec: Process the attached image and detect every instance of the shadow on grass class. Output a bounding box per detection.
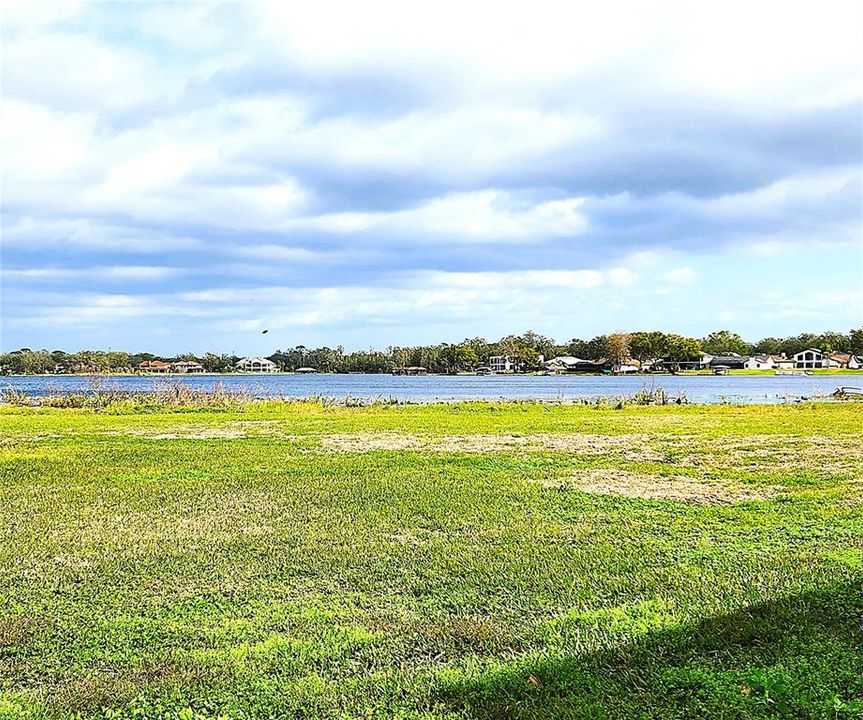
[431,582,861,719]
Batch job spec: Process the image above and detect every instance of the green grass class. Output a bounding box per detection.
[676,368,863,376]
[1,402,861,719]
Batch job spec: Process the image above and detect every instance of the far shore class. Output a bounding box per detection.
[3,369,863,379]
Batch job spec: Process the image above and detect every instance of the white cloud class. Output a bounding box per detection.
[1,1,84,30]
[608,268,637,286]
[2,266,183,281]
[294,191,588,241]
[661,267,698,285]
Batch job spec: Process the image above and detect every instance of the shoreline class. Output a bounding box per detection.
[3,369,863,378]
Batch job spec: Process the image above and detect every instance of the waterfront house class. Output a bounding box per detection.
[612,359,640,374]
[661,352,713,371]
[235,356,279,373]
[828,352,861,369]
[392,366,428,376]
[772,355,795,370]
[544,356,606,373]
[488,355,514,373]
[709,353,748,370]
[138,360,171,373]
[743,355,776,370]
[172,361,205,373]
[792,348,826,369]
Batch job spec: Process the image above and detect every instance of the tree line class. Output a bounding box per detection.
[2,328,861,375]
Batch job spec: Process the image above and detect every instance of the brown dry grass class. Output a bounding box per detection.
[538,469,780,503]
[46,660,214,715]
[318,433,664,460]
[0,613,51,648]
[665,434,863,472]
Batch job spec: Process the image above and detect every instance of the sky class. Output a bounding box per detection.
[1,1,862,354]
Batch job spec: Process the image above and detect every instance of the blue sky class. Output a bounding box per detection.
[1,1,861,354]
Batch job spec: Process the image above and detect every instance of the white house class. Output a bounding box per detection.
[488,355,514,373]
[744,355,776,370]
[236,356,279,373]
[792,348,826,369]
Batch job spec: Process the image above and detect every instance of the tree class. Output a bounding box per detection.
[16,350,54,374]
[752,337,783,355]
[510,346,540,371]
[816,331,850,353]
[701,331,751,356]
[461,337,490,363]
[607,332,631,367]
[779,333,820,357]
[629,331,668,362]
[565,338,590,358]
[454,345,478,371]
[518,330,557,360]
[665,334,703,361]
[850,327,863,355]
[584,335,609,361]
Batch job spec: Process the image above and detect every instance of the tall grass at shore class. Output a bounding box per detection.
[1,379,695,413]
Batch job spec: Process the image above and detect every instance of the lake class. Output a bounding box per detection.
[2,373,858,404]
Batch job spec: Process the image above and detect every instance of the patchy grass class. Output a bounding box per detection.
[0,402,861,719]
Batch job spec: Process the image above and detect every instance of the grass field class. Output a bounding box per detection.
[0,402,861,719]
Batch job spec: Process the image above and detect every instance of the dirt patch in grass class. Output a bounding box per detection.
[539,469,780,504]
[129,427,249,440]
[0,613,52,648]
[667,434,863,472]
[414,616,517,654]
[106,421,295,441]
[47,660,214,714]
[319,433,664,460]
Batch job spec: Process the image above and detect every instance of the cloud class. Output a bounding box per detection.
[661,267,698,285]
[1,1,861,352]
[2,266,184,282]
[291,191,588,242]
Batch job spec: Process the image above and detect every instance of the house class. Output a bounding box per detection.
[792,348,826,369]
[744,355,776,370]
[709,353,748,370]
[138,360,171,373]
[612,359,641,374]
[544,356,606,373]
[392,366,427,376]
[488,355,514,373]
[172,361,204,373]
[828,352,862,369]
[657,352,713,371]
[772,355,795,369]
[235,356,279,373]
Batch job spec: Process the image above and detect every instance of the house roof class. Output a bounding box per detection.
[710,355,750,363]
[793,348,823,356]
[545,356,593,366]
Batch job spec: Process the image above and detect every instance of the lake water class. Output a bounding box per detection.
[2,373,858,404]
